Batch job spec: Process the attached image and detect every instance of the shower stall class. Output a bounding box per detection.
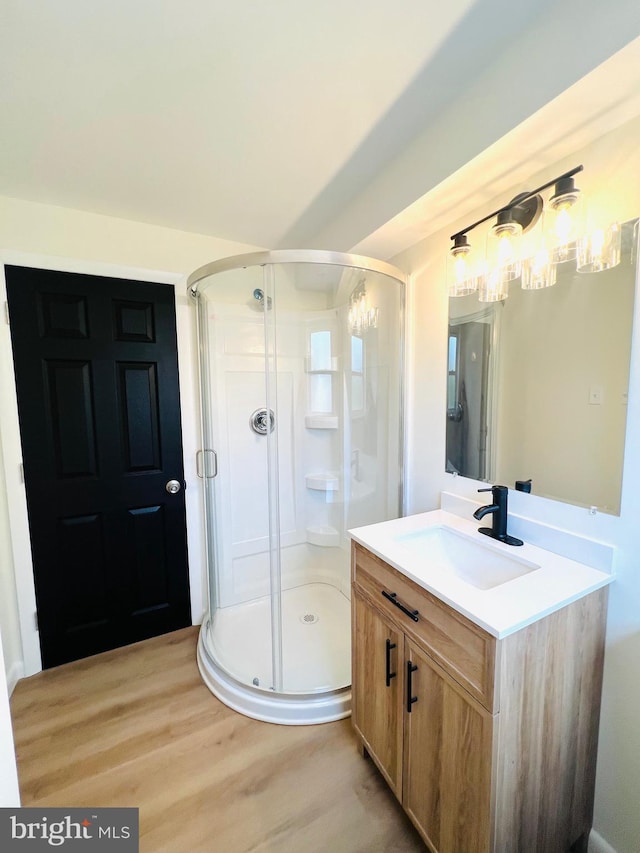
[188,250,405,724]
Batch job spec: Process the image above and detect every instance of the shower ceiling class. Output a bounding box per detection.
[0,1,637,253]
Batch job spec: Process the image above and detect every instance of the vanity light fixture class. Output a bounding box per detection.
[448,165,591,299]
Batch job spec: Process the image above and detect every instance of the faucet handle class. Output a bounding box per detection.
[478,484,509,498]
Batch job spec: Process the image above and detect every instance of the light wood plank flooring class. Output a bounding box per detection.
[10,627,424,852]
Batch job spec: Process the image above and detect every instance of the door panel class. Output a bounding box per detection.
[127,505,170,613]
[46,359,98,477]
[57,512,109,635]
[352,589,404,799]
[6,266,191,668]
[403,640,494,853]
[117,362,161,471]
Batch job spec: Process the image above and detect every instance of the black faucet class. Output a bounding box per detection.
[473,485,523,546]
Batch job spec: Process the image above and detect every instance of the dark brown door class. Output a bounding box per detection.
[5,266,191,669]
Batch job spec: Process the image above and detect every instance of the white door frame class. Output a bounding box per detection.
[0,251,204,677]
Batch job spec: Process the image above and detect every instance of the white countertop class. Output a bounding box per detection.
[349,510,614,639]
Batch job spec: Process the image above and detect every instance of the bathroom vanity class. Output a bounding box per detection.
[350,510,613,853]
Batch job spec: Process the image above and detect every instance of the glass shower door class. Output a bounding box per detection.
[197,263,282,693]
[268,261,403,696]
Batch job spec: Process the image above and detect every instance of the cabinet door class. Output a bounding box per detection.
[352,589,404,799]
[403,640,495,853]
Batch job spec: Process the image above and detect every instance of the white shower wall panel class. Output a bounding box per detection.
[224,369,296,545]
[217,372,302,606]
[208,304,344,608]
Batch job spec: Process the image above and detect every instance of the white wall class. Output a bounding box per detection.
[0,631,19,806]
[0,418,23,693]
[0,194,261,686]
[393,114,640,852]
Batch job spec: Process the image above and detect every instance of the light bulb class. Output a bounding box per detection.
[486,215,522,284]
[447,235,477,297]
[554,206,573,245]
[497,232,516,266]
[454,254,468,283]
[522,215,556,290]
[547,177,583,263]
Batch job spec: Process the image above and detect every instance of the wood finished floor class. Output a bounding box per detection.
[10,627,424,852]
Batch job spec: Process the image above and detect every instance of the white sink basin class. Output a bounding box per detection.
[394,525,540,590]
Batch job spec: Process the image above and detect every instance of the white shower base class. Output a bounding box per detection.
[197,582,351,725]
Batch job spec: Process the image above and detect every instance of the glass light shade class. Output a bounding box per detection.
[486,218,522,283]
[447,238,477,296]
[478,265,509,302]
[521,218,556,290]
[577,222,622,273]
[521,248,557,290]
[546,183,584,263]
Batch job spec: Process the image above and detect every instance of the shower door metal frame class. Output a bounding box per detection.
[261,263,284,693]
[187,250,406,299]
[193,288,221,618]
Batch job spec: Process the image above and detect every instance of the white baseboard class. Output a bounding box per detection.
[589,829,617,853]
[6,661,24,697]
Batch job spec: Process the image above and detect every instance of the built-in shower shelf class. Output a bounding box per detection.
[304,357,339,373]
[304,415,339,429]
[305,473,339,492]
[306,525,341,547]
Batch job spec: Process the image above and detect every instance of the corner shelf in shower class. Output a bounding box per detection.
[305,473,339,492]
[305,525,341,547]
[304,357,339,373]
[304,415,339,429]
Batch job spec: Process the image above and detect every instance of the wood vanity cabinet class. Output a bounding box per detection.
[351,542,608,853]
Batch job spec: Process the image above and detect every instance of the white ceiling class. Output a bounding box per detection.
[1,1,639,254]
[354,36,640,259]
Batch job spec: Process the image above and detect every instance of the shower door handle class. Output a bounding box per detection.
[196,449,218,478]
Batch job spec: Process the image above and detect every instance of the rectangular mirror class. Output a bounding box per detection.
[446,218,638,515]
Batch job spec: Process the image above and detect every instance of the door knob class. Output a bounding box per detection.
[165,479,182,494]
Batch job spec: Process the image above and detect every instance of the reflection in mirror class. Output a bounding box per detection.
[446,218,638,515]
[447,310,495,481]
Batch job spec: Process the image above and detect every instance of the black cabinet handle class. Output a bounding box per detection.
[385,639,397,687]
[406,661,418,713]
[381,590,419,622]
